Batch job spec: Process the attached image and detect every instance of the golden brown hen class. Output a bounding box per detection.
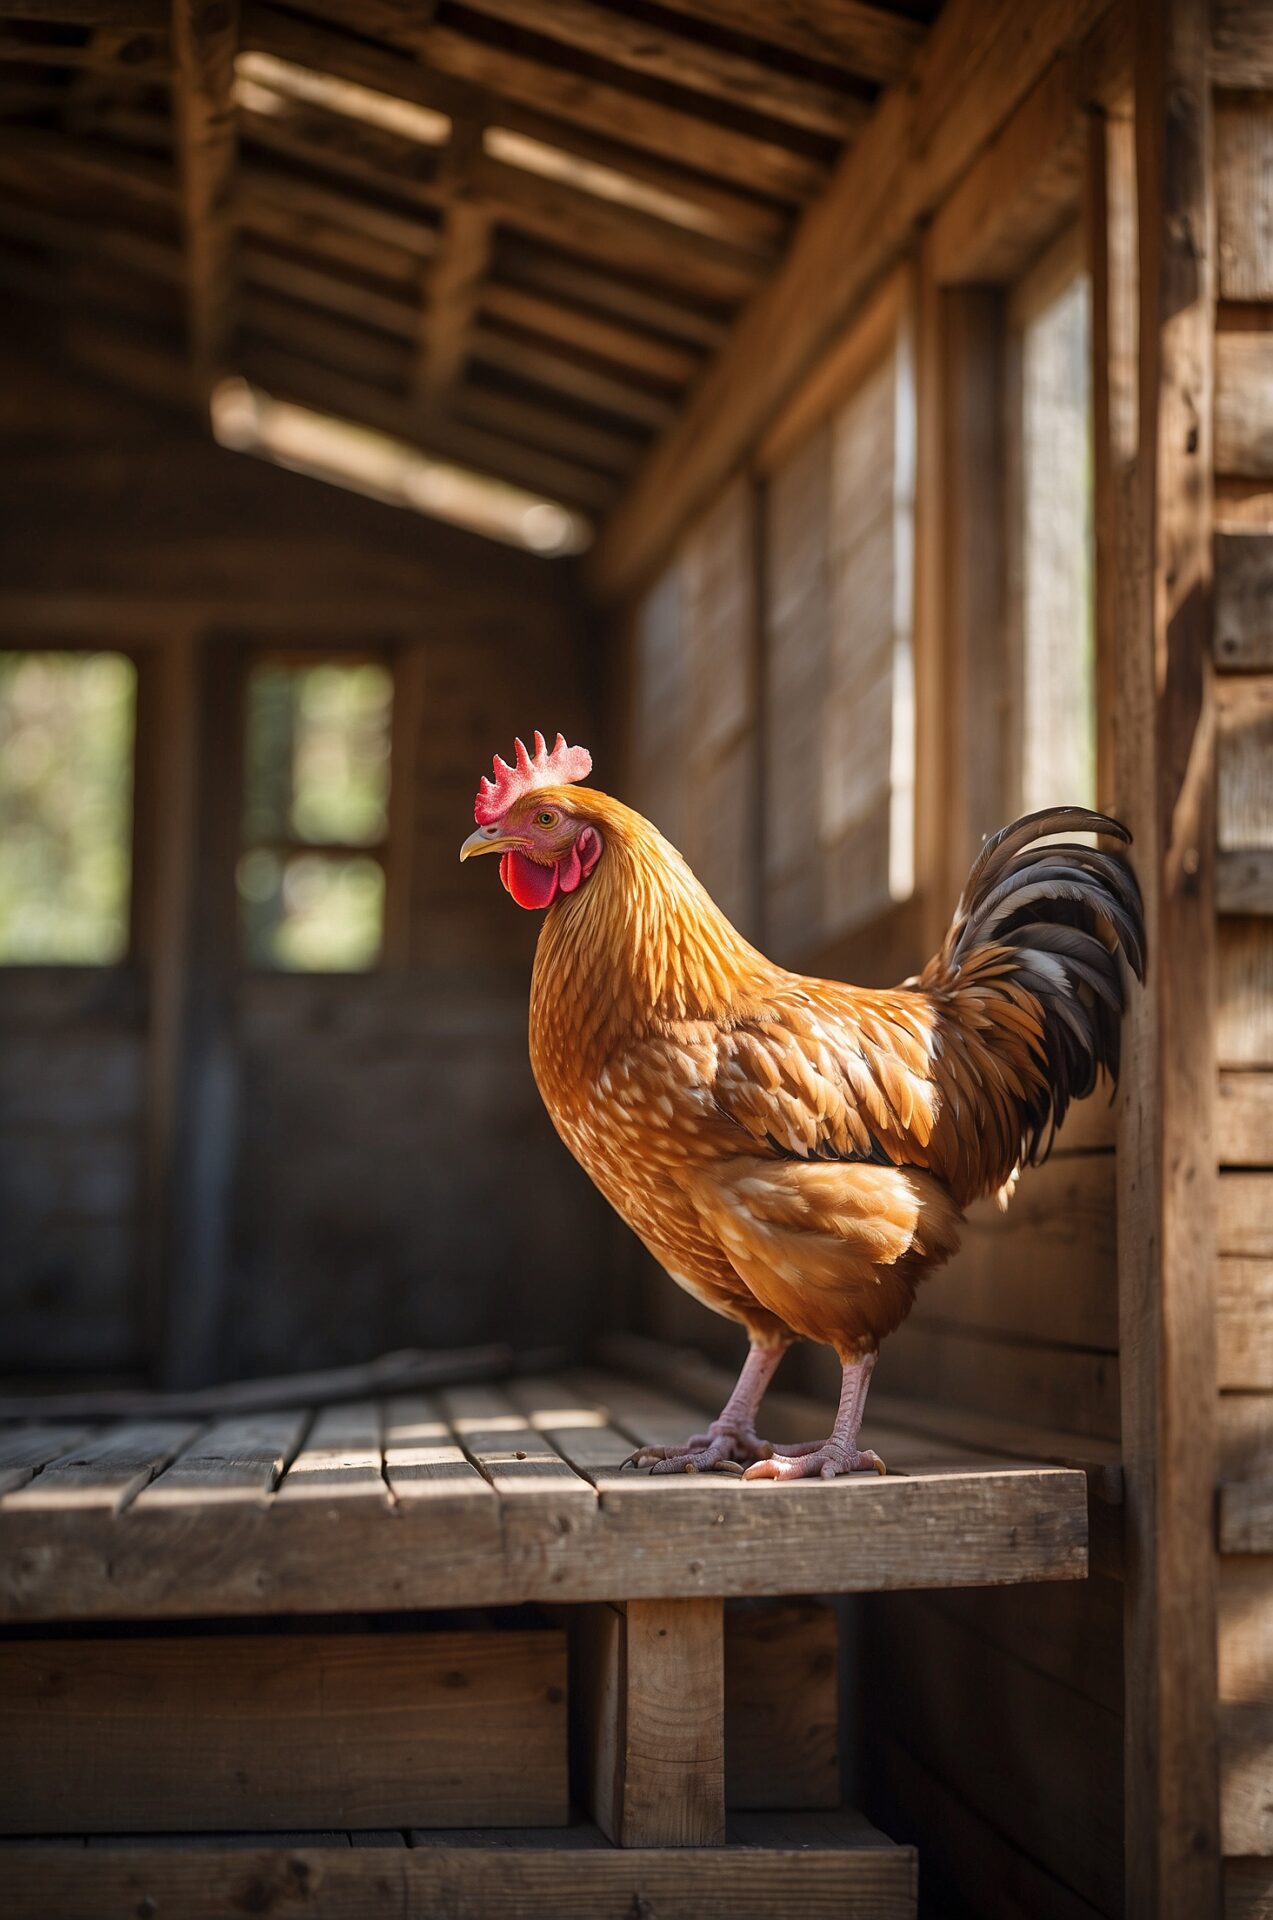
[461,732,1144,1480]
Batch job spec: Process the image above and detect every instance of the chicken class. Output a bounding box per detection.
[461,732,1144,1480]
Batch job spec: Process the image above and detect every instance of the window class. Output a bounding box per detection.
[238,660,394,971]
[0,651,136,964]
[1009,237,1096,812]
[761,276,917,958]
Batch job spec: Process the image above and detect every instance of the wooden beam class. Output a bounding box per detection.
[481,282,701,387]
[576,1598,725,1847]
[467,326,676,432]
[1117,4,1220,1917]
[590,0,1118,600]
[1215,531,1273,669]
[497,240,729,351]
[649,0,926,87]
[459,0,870,140]
[0,25,169,76]
[456,385,642,478]
[240,166,439,262]
[172,0,240,395]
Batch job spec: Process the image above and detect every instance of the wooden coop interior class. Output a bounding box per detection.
[0,1,1271,1917]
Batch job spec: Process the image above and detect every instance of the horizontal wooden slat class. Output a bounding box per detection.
[134,1411,306,1506]
[1219,1261,1273,1389]
[1,1422,199,1514]
[0,1814,917,1919]
[0,1426,94,1499]
[1220,1481,1273,1553]
[1216,92,1273,300]
[1212,0,1273,86]
[875,1321,1121,1443]
[1220,849,1273,914]
[1215,531,1273,671]
[1222,1173,1273,1256]
[1222,1700,1273,1853]
[0,1629,568,1833]
[1219,1070,1273,1164]
[1220,922,1273,1066]
[1216,331,1273,477]
[274,1402,385,1503]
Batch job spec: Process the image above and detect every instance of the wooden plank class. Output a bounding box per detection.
[577,1597,725,1846]
[496,240,729,351]
[172,0,240,392]
[725,1601,839,1809]
[0,1423,197,1514]
[1218,1069,1273,1162]
[646,1,925,87]
[1216,532,1273,668]
[1118,6,1221,1916]
[1219,1482,1273,1553]
[0,1816,918,1919]
[1217,332,1273,477]
[419,195,492,402]
[873,1734,1111,1920]
[481,282,701,387]
[1220,922,1273,1066]
[133,1410,306,1506]
[457,0,869,140]
[457,385,642,478]
[881,1321,1121,1441]
[1220,848,1273,913]
[1219,674,1273,850]
[1222,1701,1273,1853]
[437,1384,598,1500]
[415,26,831,204]
[274,1402,385,1503]
[1227,1856,1273,1918]
[380,1392,498,1501]
[1216,93,1273,300]
[590,0,1117,599]
[869,1591,1123,1915]
[467,321,677,431]
[1219,1261,1273,1388]
[919,1572,1124,1717]
[0,1628,568,1833]
[1222,1172,1273,1254]
[1213,0,1273,86]
[0,1426,94,1500]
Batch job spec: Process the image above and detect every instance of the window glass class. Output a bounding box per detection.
[239,661,392,970]
[0,652,136,964]
[1018,271,1095,811]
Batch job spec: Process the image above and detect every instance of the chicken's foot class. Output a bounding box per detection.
[622,1340,787,1475]
[744,1351,886,1481]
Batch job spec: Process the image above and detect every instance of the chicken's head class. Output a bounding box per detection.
[459,731,603,910]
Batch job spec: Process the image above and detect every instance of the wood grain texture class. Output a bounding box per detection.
[577,1598,725,1847]
[1216,94,1273,299]
[725,1600,840,1809]
[1118,5,1221,1913]
[0,1629,567,1833]
[1218,1070,1273,1163]
[1217,333,1273,477]
[1220,922,1273,1065]
[0,1816,918,1920]
[1221,533,1273,668]
[172,0,240,390]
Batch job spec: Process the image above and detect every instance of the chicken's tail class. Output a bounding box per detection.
[919,807,1145,1192]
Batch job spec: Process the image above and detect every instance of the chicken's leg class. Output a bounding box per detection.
[623,1341,787,1475]
[743,1351,886,1480]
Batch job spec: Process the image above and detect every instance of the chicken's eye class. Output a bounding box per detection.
[536,810,558,828]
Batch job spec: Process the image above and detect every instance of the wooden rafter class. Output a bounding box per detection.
[458,0,871,140]
[650,0,927,86]
[414,120,491,410]
[172,0,240,395]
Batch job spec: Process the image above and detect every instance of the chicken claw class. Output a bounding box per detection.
[622,1424,774,1475]
[743,1443,886,1481]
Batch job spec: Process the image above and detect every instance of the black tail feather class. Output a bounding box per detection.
[940,807,1146,1164]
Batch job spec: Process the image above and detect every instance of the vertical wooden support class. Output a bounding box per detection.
[576,1597,725,1847]
[1119,4,1221,1915]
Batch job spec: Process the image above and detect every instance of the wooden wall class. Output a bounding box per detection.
[1210,18,1273,1911]
[607,9,1136,1915]
[0,334,608,1384]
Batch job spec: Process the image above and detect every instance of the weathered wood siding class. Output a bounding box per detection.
[0,341,605,1382]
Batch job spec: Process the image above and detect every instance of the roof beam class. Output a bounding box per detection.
[414,121,491,408]
[480,282,702,388]
[173,0,240,395]
[591,0,1119,599]
[648,1,926,88]
[458,0,870,140]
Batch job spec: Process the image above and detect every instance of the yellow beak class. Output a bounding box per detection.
[460,826,522,863]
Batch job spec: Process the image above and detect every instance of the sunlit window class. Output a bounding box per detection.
[1013,249,1096,811]
[239,660,393,971]
[0,652,136,964]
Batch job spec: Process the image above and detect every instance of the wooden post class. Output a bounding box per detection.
[575,1597,726,1847]
[1119,3,1221,1915]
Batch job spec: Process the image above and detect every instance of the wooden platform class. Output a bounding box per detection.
[0,1365,1088,1624]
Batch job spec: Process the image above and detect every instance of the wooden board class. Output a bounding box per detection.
[0,1814,918,1920]
[725,1600,840,1810]
[1216,92,1273,300]
[1215,531,1273,672]
[0,1628,568,1833]
[576,1598,725,1847]
[1217,332,1273,478]
[1219,1261,1273,1388]
[1220,922,1273,1066]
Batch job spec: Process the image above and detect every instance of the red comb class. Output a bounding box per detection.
[474,731,592,824]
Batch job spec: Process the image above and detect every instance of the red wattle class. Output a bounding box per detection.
[502,848,560,910]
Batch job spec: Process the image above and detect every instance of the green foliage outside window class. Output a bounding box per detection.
[0,652,136,965]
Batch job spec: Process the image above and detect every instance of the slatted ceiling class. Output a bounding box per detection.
[1,1420,199,1513]
[274,1400,385,1501]
[134,1410,307,1506]
[0,3,941,537]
